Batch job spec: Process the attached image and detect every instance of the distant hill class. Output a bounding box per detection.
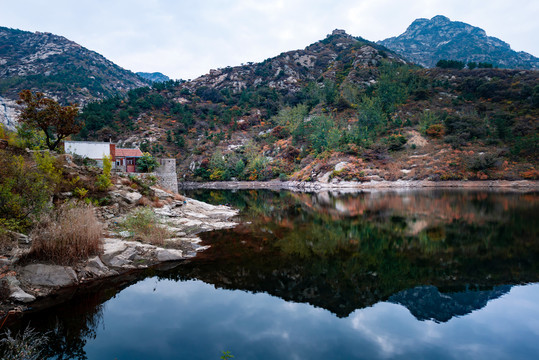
[379,15,539,69]
[0,26,148,128]
[136,72,170,83]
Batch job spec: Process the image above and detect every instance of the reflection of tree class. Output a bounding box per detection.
[179,189,539,317]
[7,272,150,359]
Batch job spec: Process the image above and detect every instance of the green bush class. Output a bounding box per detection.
[136,152,159,172]
[467,153,500,171]
[0,152,55,231]
[96,156,112,191]
[121,207,169,245]
[385,134,407,151]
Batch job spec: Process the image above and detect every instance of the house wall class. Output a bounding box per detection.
[64,141,111,161]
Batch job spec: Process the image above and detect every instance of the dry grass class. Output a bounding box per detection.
[136,196,152,207]
[28,202,103,265]
[151,198,164,208]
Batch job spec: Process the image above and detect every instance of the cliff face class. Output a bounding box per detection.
[379,15,539,69]
[0,26,148,128]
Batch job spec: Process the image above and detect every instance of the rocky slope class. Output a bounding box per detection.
[0,26,148,128]
[185,29,406,94]
[379,15,539,69]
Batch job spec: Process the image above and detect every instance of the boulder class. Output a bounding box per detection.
[156,249,183,262]
[20,264,77,287]
[123,191,143,204]
[9,286,36,303]
[152,187,173,200]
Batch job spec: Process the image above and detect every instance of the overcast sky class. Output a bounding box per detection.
[1,0,538,80]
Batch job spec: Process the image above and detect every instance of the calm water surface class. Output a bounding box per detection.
[5,190,539,359]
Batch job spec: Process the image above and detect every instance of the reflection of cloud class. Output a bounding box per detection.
[348,304,415,357]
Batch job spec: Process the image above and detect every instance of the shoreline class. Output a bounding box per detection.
[1,195,239,321]
[179,179,539,191]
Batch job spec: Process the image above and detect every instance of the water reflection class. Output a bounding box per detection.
[5,189,539,359]
[183,189,539,317]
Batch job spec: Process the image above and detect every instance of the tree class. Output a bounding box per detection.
[136,152,159,172]
[436,59,465,70]
[17,90,81,151]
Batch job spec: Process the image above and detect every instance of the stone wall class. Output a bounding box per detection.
[155,158,178,193]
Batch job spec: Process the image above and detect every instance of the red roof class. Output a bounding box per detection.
[115,148,143,157]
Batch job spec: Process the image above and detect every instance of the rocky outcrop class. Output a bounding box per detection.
[0,96,18,130]
[379,15,539,69]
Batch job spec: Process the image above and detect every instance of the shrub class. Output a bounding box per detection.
[467,153,500,172]
[121,207,169,245]
[0,152,53,231]
[0,326,49,360]
[96,156,112,191]
[28,202,103,264]
[385,134,407,151]
[136,152,159,172]
[425,124,445,138]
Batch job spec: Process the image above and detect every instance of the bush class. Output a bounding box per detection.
[96,156,112,191]
[385,134,407,151]
[444,114,487,147]
[27,202,103,264]
[0,326,49,360]
[136,152,159,172]
[121,207,169,245]
[467,153,500,171]
[425,124,445,138]
[0,152,54,231]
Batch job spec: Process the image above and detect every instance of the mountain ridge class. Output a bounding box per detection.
[378,15,539,69]
[0,26,148,128]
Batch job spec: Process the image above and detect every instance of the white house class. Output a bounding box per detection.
[64,140,114,167]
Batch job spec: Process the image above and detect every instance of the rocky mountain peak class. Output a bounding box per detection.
[379,15,538,69]
[330,29,349,37]
[185,29,406,95]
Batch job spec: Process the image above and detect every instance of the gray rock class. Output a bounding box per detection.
[124,191,142,204]
[87,256,108,272]
[20,264,77,287]
[152,187,173,200]
[156,249,183,261]
[9,287,36,303]
[106,246,138,267]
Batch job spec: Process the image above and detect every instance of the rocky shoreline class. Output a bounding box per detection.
[180,179,539,191]
[1,190,238,318]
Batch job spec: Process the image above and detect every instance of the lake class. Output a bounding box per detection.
[4,189,539,359]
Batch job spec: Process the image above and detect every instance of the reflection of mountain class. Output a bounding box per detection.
[388,285,512,323]
[182,189,539,317]
[9,190,539,358]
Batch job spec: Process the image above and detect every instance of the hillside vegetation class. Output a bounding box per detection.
[76,31,538,183]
